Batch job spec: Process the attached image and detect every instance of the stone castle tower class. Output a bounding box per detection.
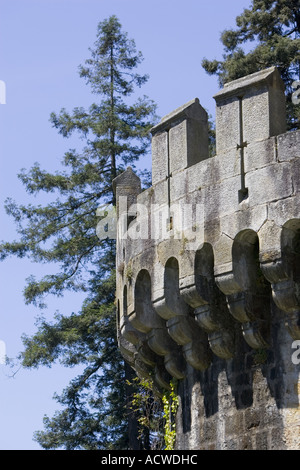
[113,67,300,450]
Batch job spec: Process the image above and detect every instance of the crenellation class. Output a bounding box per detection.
[113,66,300,450]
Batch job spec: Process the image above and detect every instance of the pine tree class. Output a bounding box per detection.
[0,15,158,450]
[202,0,300,129]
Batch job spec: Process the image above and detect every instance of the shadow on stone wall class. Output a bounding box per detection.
[177,301,298,449]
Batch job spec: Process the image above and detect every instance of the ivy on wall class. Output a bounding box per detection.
[162,379,179,450]
[128,376,179,450]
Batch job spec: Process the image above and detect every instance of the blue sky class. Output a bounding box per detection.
[0,0,252,450]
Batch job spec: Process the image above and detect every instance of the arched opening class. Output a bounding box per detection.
[135,270,152,312]
[232,229,262,291]
[194,243,235,359]
[194,243,215,303]
[133,269,161,333]
[231,229,271,348]
[280,219,300,339]
[164,257,184,315]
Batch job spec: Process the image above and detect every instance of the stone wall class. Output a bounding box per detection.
[113,67,300,450]
[176,303,299,450]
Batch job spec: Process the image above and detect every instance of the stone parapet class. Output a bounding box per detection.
[113,67,300,450]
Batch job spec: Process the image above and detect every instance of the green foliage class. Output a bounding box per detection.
[128,377,165,450]
[162,379,179,450]
[0,16,157,449]
[202,0,300,129]
[128,377,179,451]
[253,348,268,365]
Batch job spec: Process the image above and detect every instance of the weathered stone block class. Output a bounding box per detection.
[292,158,300,194]
[185,148,240,193]
[244,137,277,173]
[277,129,300,162]
[268,195,300,226]
[246,163,293,207]
[204,175,241,220]
[220,204,268,240]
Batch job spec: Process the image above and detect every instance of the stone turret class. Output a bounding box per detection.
[113,67,300,450]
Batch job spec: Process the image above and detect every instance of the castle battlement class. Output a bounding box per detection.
[113,67,300,450]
